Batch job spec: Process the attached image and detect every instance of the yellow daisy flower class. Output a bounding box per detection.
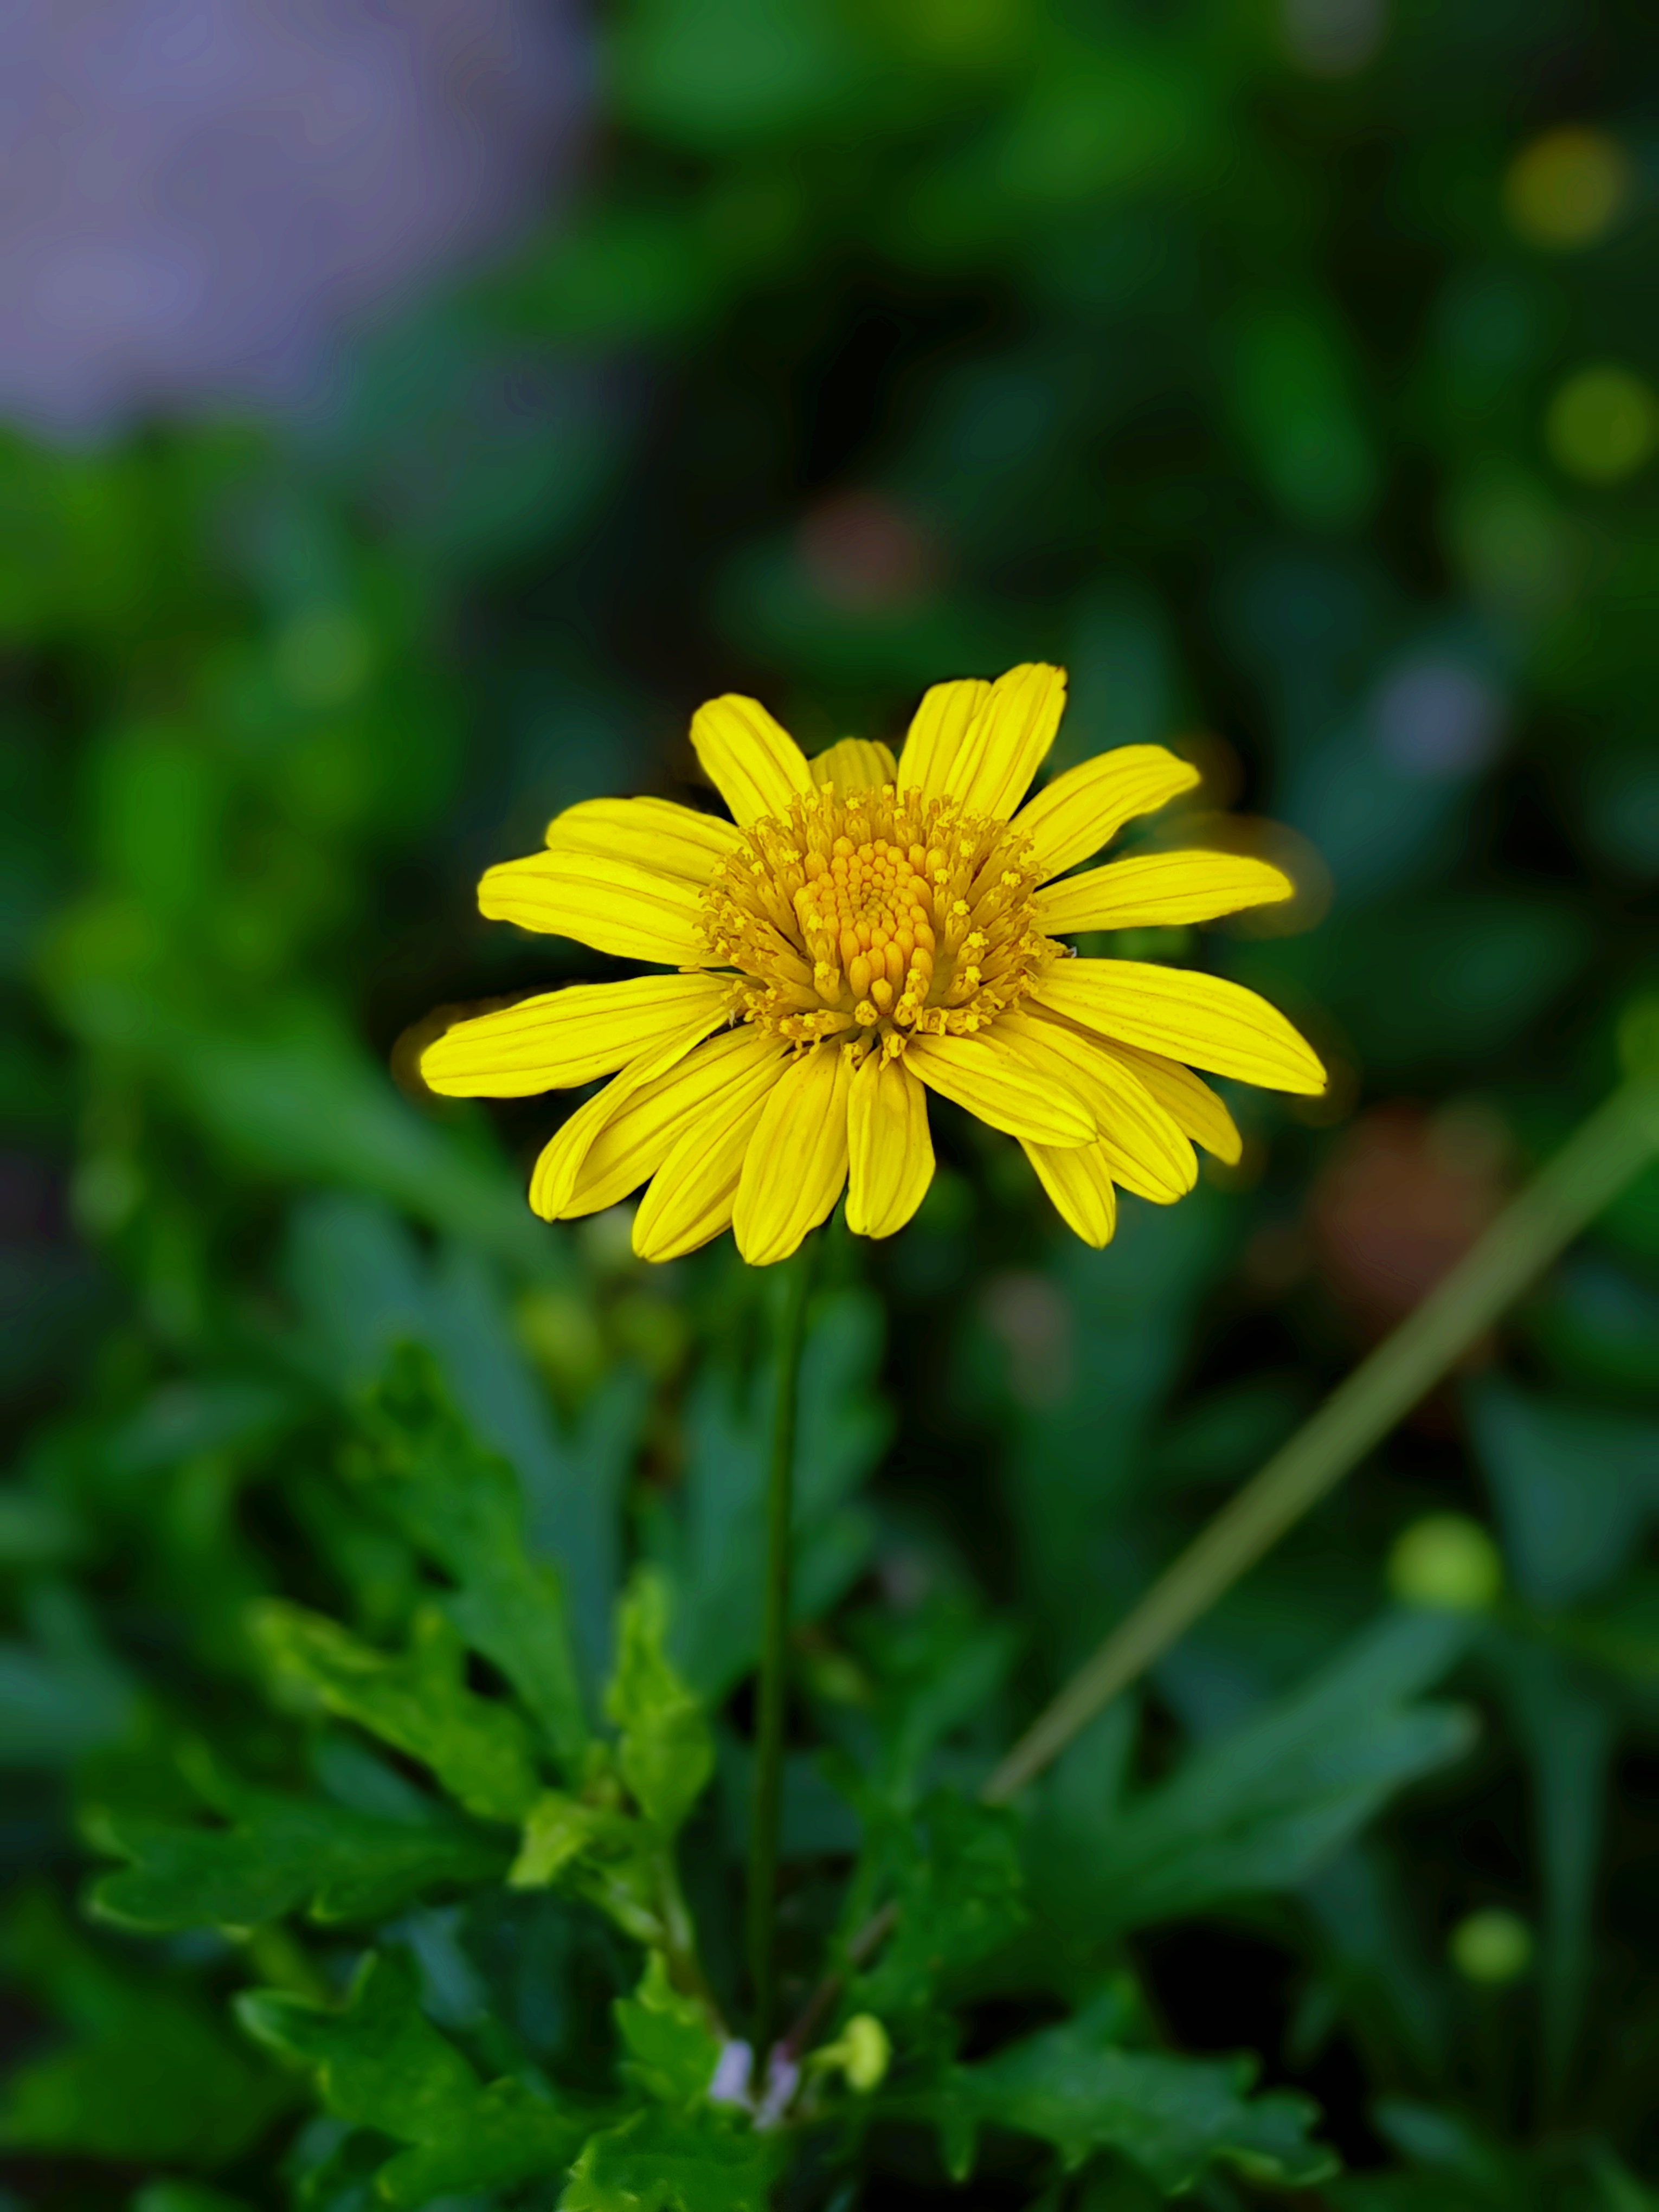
[422,665,1326,1264]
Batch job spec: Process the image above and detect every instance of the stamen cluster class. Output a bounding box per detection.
[702,782,1058,1051]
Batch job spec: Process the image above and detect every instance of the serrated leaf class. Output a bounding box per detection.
[561,2106,784,2212]
[92,1766,507,1932]
[251,1600,542,1824]
[239,1950,605,2204]
[914,1992,1337,2190]
[1032,1611,1477,1935]
[854,1792,1026,2018]
[615,1952,722,2105]
[361,1345,590,1773]
[508,1791,665,1946]
[606,1572,713,1835]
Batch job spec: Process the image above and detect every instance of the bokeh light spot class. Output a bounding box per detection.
[1546,365,1657,485]
[1504,127,1631,249]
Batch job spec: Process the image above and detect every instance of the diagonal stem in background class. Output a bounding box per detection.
[981,1071,1659,1805]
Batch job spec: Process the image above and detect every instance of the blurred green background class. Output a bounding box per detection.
[3,0,1658,2206]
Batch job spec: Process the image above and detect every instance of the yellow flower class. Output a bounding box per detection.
[422,665,1326,1264]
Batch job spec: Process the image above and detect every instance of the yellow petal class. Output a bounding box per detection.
[532,1026,786,1220]
[1037,851,1295,935]
[690,695,815,827]
[1012,745,1200,879]
[808,737,899,798]
[632,1085,770,1262]
[904,1030,1096,1148]
[895,677,991,802]
[734,1044,853,1265]
[544,796,741,882]
[1097,1039,1242,1165]
[422,973,730,1098]
[1020,1139,1118,1248]
[1037,960,1328,1095]
[480,850,706,966]
[846,1052,934,1238]
[945,662,1068,819]
[998,1012,1196,1202]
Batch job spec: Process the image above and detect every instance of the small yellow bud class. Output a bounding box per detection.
[1387,1514,1503,1613]
[809,2012,891,2093]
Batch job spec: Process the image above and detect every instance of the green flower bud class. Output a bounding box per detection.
[809,2012,891,2093]
[1450,1908,1533,1985]
[1388,1514,1503,1612]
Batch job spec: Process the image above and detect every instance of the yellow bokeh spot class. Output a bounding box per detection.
[1504,126,1631,248]
[1546,365,1657,485]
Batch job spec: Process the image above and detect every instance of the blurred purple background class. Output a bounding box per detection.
[0,0,589,440]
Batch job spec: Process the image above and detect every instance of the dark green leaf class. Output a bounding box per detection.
[1469,1380,1659,1609]
[91,1757,507,1930]
[607,1571,713,1836]
[614,1952,722,2105]
[922,1991,1337,2190]
[561,2106,785,2212]
[1032,1611,1477,1934]
[240,1950,603,2205]
[854,1792,1026,2018]
[0,1892,289,2167]
[251,1600,542,1824]
[359,1344,590,1772]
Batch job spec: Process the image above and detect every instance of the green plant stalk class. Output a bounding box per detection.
[982,1072,1659,1806]
[748,1234,816,2086]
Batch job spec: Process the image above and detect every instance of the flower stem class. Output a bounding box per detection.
[982,1072,1659,1806]
[748,1233,816,2086]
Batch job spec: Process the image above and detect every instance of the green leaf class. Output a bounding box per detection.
[652,1291,888,1699]
[561,2106,785,2212]
[91,1757,507,1931]
[360,1345,590,1773]
[0,1891,290,2168]
[251,1600,542,1824]
[1030,1611,1477,1935]
[606,1571,714,1835]
[854,1792,1026,2018]
[239,1950,602,2205]
[1468,1380,1659,1609]
[510,1789,665,1946]
[920,1991,1337,2190]
[614,1953,722,2105]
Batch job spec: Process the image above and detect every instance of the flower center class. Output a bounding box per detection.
[702,782,1058,1051]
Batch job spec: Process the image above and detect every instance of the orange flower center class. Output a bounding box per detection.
[702,782,1058,1050]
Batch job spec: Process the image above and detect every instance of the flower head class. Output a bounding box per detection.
[423,667,1326,1264]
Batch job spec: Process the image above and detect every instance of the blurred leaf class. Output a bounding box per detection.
[654,1290,887,1697]
[607,1571,714,1836]
[0,1892,288,2168]
[851,1792,1026,2019]
[0,1585,137,1767]
[1470,1380,1659,1607]
[1032,1611,1477,1934]
[91,1755,506,1931]
[359,1346,589,1773]
[561,2106,783,2212]
[251,1603,542,1825]
[614,1952,721,2105]
[240,1949,603,2204]
[897,1988,1336,2189]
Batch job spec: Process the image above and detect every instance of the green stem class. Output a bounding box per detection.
[748,1233,816,2084]
[981,1072,1659,1807]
